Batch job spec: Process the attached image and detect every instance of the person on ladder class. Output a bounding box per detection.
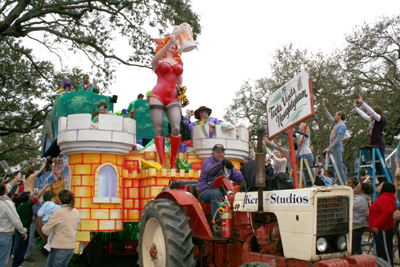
[354,94,391,183]
[322,100,347,185]
[289,123,314,186]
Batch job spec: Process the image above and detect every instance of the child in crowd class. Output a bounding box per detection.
[322,169,337,186]
[38,190,61,251]
[346,177,358,189]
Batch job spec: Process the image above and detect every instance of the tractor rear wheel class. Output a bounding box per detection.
[137,199,196,267]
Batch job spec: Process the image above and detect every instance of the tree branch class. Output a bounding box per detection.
[0,0,31,34]
[21,26,152,69]
[4,38,50,80]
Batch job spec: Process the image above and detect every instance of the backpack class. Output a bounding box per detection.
[314,175,325,186]
[241,160,294,191]
[168,115,192,141]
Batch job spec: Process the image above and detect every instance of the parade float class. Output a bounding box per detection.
[37,88,249,265]
[36,19,378,265]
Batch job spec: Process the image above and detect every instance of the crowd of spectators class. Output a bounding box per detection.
[0,158,79,267]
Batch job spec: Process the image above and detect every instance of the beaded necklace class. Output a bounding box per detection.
[367,120,375,140]
[329,122,344,145]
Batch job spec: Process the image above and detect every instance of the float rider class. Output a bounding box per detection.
[184,106,231,139]
[77,75,100,94]
[196,144,244,236]
[127,93,144,118]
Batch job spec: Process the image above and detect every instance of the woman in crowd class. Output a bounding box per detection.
[352,182,373,255]
[354,95,389,182]
[149,35,183,170]
[42,190,80,267]
[25,157,47,194]
[294,123,314,184]
[368,182,397,265]
[0,183,27,267]
[262,137,288,174]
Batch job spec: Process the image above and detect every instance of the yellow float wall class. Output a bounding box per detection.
[69,150,241,243]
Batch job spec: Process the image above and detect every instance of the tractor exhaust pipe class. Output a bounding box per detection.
[255,124,266,216]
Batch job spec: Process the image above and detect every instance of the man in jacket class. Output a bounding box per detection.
[0,183,27,267]
[196,144,243,236]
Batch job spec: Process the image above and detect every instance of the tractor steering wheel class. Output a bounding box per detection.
[205,163,226,188]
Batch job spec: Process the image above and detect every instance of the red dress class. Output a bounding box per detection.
[150,62,183,106]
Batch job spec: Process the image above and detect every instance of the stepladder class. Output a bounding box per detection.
[298,155,314,188]
[357,145,393,200]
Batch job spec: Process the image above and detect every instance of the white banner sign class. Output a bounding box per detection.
[269,191,311,205]
[243,192,267,208]
[267,71,314,138]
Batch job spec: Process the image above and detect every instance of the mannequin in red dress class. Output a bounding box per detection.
[149,35,183,169]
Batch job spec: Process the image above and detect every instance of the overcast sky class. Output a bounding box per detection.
[27,1,400,121]
[110,1,400,121]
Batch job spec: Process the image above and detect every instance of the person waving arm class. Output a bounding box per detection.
[322,100,334,124]
[354,95,381,122]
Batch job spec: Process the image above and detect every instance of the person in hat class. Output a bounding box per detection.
[77,74,100,94]
[197,144,244,237]
[58,79,72,94]
[12,184,49,267]
[183,106,224,139]
[148,35,184,169]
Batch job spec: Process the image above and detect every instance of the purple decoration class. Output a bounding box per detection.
[121,109,127,115]
[62,79,72,88]
[178,143,187,153]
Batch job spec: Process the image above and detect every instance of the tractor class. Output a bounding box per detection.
[137,130,378,267]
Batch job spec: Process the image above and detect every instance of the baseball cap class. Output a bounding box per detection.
[212,144,225,151]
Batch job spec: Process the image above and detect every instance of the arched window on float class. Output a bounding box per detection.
[93,163,121,204]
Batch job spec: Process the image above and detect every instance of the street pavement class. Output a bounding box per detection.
[7,245,138,267]
[7,245,48,267]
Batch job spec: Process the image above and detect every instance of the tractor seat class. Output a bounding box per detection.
[188,184,198,198]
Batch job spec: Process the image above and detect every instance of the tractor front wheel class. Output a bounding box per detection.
[137,199,196,267]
